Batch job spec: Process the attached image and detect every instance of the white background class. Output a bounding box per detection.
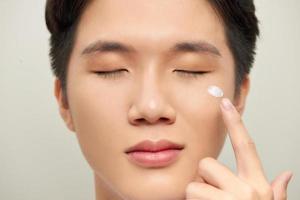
[0,0,299,199]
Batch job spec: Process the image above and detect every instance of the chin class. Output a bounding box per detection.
[122,186,186,200]
[115,169,192,200]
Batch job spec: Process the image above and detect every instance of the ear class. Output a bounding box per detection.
[54,78,76,132]
[233,75,250,115]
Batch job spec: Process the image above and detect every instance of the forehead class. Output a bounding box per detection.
[74,0,227,57]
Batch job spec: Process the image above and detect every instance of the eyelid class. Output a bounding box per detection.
[93,68,209,79]
[174,69,209,78]
[93,69,128,79]
[174,69,209,74]
[94,68,127,73]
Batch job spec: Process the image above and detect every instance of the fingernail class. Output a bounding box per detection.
[221,98,233,111]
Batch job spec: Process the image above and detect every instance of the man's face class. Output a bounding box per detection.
[56,0,245,199]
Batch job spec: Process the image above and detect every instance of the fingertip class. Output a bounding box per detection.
[284,171,293,185]
[272,171,293,200]
[278,171,293,190]
[221,98,234,111]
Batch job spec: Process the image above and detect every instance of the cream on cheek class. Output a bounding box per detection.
[207,85,224,98]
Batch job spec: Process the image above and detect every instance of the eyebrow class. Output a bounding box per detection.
[81,40,221,57]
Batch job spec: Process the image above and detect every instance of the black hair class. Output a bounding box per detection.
[45,0,259,105]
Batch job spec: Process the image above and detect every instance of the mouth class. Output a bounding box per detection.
[125,139,185,168]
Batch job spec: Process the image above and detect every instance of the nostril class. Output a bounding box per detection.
[135,118,145,123]
[133,118,153,125]
[160,117,170,122]
[133,117,171,125]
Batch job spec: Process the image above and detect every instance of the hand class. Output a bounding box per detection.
[185,98,293,200]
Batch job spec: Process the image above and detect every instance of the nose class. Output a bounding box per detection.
[128,70,176,126]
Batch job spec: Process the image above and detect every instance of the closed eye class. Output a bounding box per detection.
[93,69,128,79]
[174,70,209,79]
[93,69,209,79]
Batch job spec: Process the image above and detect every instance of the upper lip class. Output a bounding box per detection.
[125,139,185,153]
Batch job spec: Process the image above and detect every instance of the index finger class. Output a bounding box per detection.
[220,98,266,180]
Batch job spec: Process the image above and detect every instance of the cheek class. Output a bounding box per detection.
[173,84,227,157]
[193,107,226,157]
[66,77,128,173]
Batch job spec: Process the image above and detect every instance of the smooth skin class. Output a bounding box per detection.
[53,0,292,199]
[185,98,293,200]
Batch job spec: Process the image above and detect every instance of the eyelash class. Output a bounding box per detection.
[94,69,208,79]
[173,70,208,79]
[94,69,128,79]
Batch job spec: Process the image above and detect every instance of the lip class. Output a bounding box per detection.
[125,139,185,168]
[125,139,184,153]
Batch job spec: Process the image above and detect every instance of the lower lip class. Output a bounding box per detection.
[126,149,182,168]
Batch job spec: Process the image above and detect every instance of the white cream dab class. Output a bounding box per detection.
[208,85,224,98]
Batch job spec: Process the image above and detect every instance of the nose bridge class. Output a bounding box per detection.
[128,63,175,125]
[140,62,162,99]
[138,65,165,116]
